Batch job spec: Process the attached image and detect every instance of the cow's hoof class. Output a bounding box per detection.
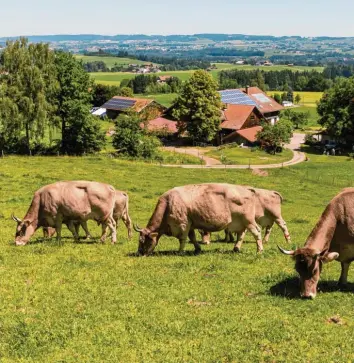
[233,246,241,253]
[194,249,202,255]
[257,249,264,254]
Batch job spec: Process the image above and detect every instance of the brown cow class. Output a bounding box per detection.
[134,183,262,256]
[202,188,290,250]
[42,190,132,240]
[279,188,354,299]
[12,181,117,245]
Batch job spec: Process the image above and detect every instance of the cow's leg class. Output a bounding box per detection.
[264,223,273,243]
[80,221,92,239]
[198,230,211,245]
[67,221,80,242]
[339,262,350,286]
[188,230,201,255]
[247,223,263,253]
[223,230,230,242]
[55,218,63,245]
[106,217,117,244]
[275,218,291,243]
[233,231,246,252]
[100,224,108,243]
[121,213,132,240]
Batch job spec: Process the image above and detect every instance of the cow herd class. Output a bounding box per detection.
[11,181,354,299]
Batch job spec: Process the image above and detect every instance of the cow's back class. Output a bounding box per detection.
[38,181,116,222]
[166,183,256,231]
[254,188,283,220]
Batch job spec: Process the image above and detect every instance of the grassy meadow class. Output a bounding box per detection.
[76,55,156,67]
[0,155,353,362]
[205,147,294,165]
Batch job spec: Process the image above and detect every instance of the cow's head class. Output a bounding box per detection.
[134,224,158,256]
[12,214,35,246]
[278,245,339,299]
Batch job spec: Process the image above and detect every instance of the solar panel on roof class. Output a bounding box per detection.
[219,90,256,106]
[102,98,136,110]
[253,93,271,103]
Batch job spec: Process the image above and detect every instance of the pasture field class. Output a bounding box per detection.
[205,147,294,165]
[0,156,353,362]
[134,93,177,107]
[75,55,155,67]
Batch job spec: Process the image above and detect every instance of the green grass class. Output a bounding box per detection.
[0,156,353,361]
[75,55,155,67]
[90,71,194,86]
[134,93,177,107]
[205,146,294,165]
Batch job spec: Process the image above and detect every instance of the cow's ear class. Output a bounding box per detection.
[321,252,339,263]
[149,232,158,239]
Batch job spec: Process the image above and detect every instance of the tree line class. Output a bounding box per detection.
[0,38,105,155]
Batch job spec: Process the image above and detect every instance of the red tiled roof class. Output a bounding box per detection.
[141,117,178,133]
[221,104,255,130]
[241,87,284,114]
[236,126,263,143]
[158,76,172,81]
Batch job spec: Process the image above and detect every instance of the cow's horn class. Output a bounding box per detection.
[277,245,295,256]
[133,223,143,232]
[11,214,22,223]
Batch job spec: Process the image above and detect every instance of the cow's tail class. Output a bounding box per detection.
[273,191,283,203]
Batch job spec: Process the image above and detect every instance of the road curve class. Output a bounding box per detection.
[162,133,306,169]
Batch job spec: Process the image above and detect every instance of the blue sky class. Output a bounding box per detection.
[1,0,354,37]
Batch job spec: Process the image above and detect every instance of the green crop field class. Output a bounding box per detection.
[0,155,353,362]
[270,91,324,108]
[135,93,177,107]
[213,63,324,73]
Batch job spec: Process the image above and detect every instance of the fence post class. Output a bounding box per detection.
[248,158,251,169]
[1,150,4,158]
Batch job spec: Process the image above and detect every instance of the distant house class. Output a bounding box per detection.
[282,100,294,107]
[235,60,245,65]
[157,75,172,84]
[91,107,107,118]
[102,96,167,120]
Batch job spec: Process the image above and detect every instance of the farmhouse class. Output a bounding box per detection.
[157,75,172,84]
[102,96,167,120]
[218,87,283,145]
[141,117,178,136]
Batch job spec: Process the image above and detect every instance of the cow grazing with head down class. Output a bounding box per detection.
[42,190,132,241]
[279,188,354,299]
[12,181,117,245]
[134,183,262,256]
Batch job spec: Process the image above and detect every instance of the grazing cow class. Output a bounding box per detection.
[134,183,262,256]
[42,190,132,240]
[12,181,117,245]
[202,188,290,250]
[279,188,354,299]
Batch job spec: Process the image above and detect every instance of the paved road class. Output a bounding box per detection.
[162,133,306,169]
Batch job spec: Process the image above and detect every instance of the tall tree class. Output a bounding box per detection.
[257,120,293,154]
[0,38,58,153]
[317,77,354,140]
[172,70,222,142]
[54,51,105,154]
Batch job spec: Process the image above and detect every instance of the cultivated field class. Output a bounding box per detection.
[0,155,353,361]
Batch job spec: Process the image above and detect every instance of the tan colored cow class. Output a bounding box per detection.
[279,188,354,299]
[42,190,132,240]
[134,183,262,256]
[200,187,290,251]
[12,181,117,245]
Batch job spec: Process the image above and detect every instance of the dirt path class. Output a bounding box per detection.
[162,133,306,169]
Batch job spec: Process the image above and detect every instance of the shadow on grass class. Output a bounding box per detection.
[126,247,239,258]
[270,277,354,299]
[18,236,104,246]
